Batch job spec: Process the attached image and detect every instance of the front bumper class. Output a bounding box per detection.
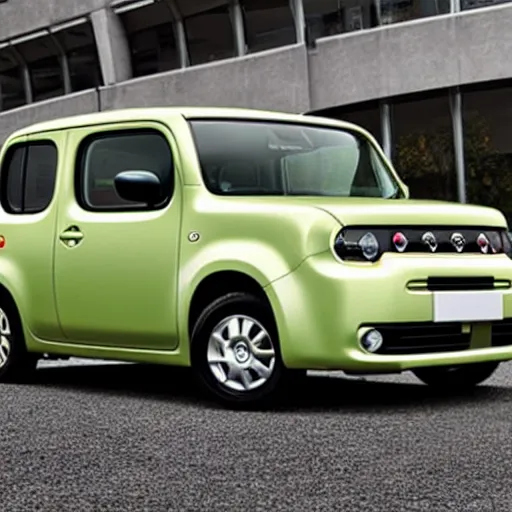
[265,251,512,372]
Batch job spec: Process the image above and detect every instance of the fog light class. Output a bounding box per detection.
[361,329,383,353]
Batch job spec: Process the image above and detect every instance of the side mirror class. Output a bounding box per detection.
[114,170,163,206]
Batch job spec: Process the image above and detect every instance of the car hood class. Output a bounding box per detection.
[295,197,507,228]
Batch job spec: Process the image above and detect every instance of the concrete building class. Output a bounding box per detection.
[0,0,512,217]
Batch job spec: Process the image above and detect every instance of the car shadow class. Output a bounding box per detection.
[23,362,511,413]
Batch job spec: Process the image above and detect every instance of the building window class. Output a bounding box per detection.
[379,0,450,25]
[391,92,456,201]
[241,0,296,53]
[304,0,379,41]
[0,46,25,111]
[461,83,512,223]
[77,130,174,211]
[185,4,235,66]
[118,2,179,77]
[1,141,58,214]
[311,101,383,145]
[53,21,103,91]
[460,0,512,10]
[16,33,64,102]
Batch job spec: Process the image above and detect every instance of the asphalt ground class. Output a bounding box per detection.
[0,358,511,512]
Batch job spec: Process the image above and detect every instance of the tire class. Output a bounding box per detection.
[412,361,500,389]
[0,298,38,383]
[190,292,292,408]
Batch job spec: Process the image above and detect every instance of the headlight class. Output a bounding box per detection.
[334,230,382,262]
[333,226,510,263]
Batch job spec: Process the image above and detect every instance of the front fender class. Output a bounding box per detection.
[176,193,341,355]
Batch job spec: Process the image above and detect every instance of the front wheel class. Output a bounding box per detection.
[191,292,291,408]
[412,361,500,389]
[0,301,38,383]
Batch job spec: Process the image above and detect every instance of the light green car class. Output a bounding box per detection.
[0,106,511,407]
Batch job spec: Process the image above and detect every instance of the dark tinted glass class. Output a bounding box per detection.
[0,47,25,111]
[17,35,64,102]
[190,120,398,198]
[56,22,103,91]
[80,131,173,210]
[462,83,512,221]
[24,143,58,212]
[391,93,456,201]
[242,0,296,53]
[3,145,25,212]
[185,5,235,65]
[119,2,179,77]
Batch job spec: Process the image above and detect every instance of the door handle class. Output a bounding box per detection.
[59,226,84,247]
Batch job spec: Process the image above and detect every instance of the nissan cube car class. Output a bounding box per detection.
[0,107,511,407]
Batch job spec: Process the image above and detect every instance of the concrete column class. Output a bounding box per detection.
[380,100,392,159]
[91,8,132,86]
[291,0,306,44]
[450,87,467,203]
[231,0,246,57]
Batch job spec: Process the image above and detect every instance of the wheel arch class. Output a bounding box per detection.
[187,270,275,340]
[0,282,26,342]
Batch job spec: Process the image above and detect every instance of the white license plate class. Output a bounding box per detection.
[433,290,504,323]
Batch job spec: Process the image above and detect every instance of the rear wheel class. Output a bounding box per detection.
[191,292,292,407]
[412,361,500,389]
[0,300,38,383]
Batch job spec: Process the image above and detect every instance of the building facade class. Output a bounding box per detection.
[0,0,511,217]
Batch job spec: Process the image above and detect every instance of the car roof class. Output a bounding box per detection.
[7,106,364,140]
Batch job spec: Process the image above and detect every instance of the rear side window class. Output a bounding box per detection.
[76,129,174,211]
[1,141,58,214]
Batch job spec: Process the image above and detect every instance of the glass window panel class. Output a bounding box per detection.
[55,22,103,91]
[307,103,382,146]
[16,34,64,102]
[304,0,379,40]
[0,47,25,111]
[242,0,296,53]
[190,120,399,198]
[0,141,57,214]
[380,0,450,25]
[119,3,179,77]
[461,0,512,10]
[185,4,235,66]
[391,93,457,201]
[2,144,25,212]
[462,83,512,224]
[24,142,58,213]
[80,130,174,210]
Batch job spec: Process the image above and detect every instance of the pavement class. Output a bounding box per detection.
[0,358,511,512]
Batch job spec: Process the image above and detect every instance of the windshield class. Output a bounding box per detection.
[189,120,401,198]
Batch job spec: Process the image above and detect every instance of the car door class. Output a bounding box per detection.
[0,131,66,342]
[53,122,182,350]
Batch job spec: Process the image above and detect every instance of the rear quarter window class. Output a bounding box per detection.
[0,141,57,214]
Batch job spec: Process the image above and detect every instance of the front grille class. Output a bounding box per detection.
[407,277,511,292]
[366,320,512,355]
[492,320,512,347]
[427,276,495,291]
[371,322,471,355]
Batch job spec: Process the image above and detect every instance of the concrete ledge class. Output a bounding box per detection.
[0,0,108,39]
[0,90,99,144]
[99,44,310,114]
[308,3,512,109]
